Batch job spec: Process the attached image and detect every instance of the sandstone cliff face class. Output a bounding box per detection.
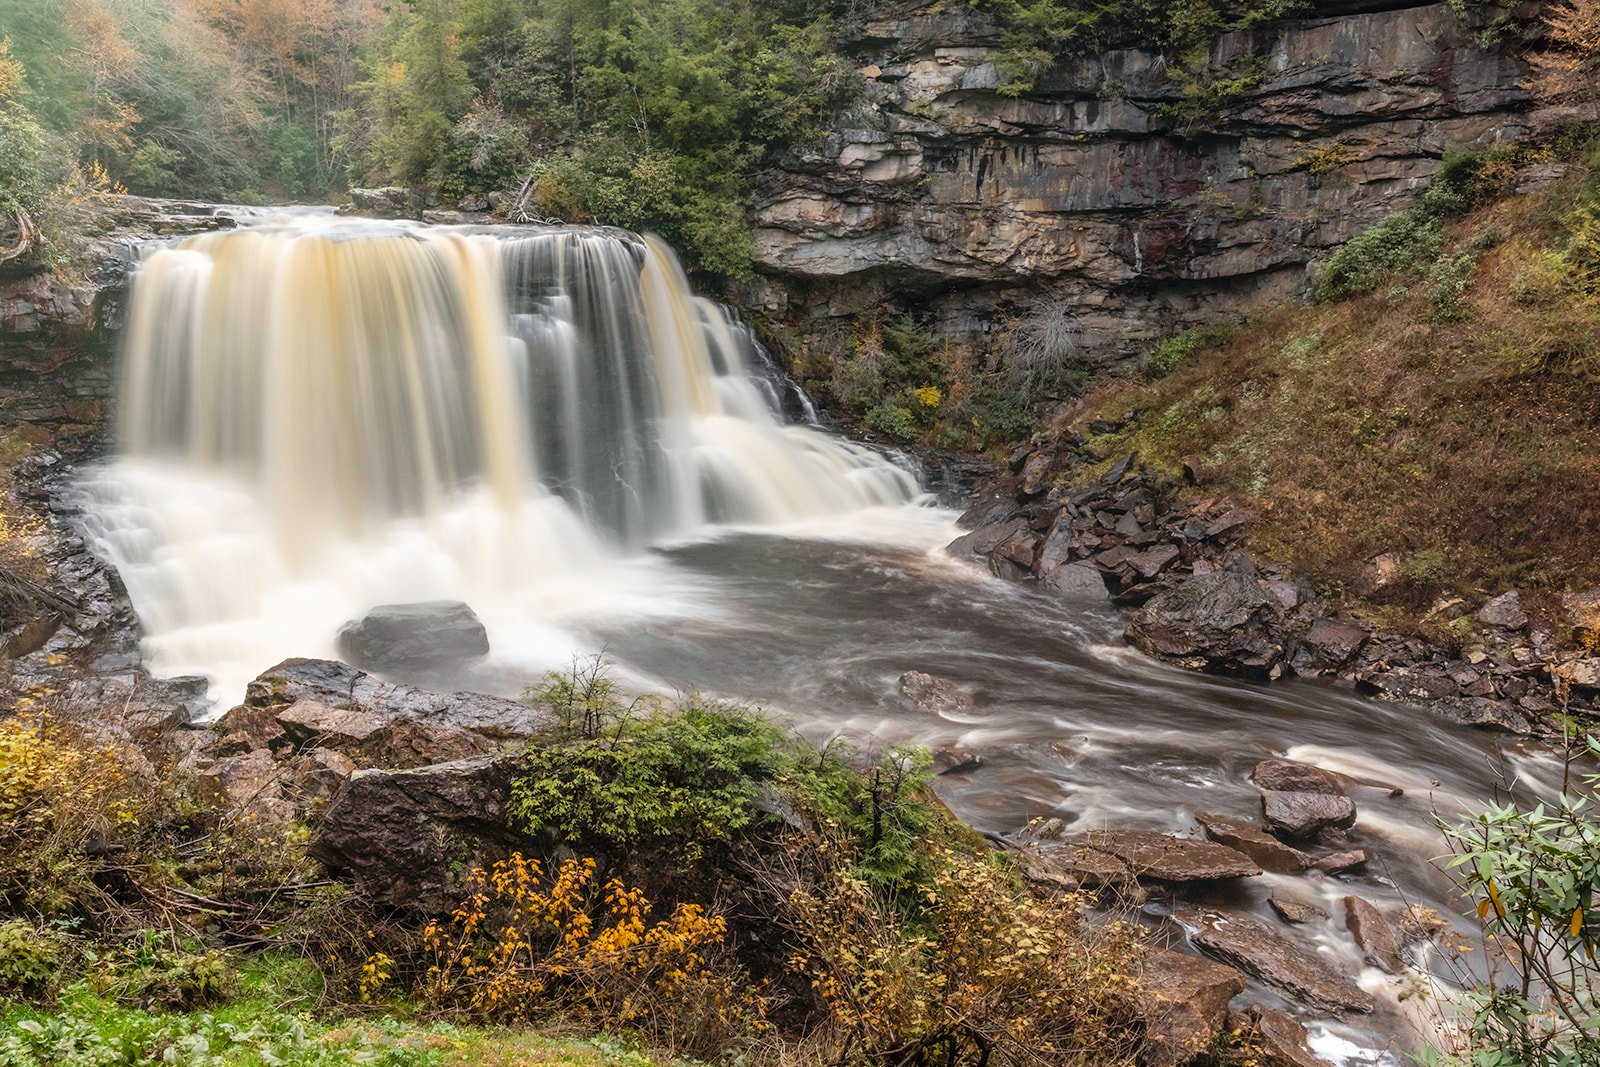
[748,0,1534,367]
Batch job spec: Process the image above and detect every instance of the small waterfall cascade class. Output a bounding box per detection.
[84,216,920,697]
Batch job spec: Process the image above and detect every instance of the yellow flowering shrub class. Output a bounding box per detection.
[783,842,1146,1066]
[421,854,766,1057]
[0,715,151,915]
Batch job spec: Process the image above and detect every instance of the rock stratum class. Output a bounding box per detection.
[749,0,1534,365]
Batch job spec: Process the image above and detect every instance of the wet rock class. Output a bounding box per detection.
[1066,830,1260,883]
[1342,897,1403,973]
[1185,910,1376,1015]
[1127,572,1284,677]
[244,658,550,739]
[197,749,294,826]
[1261,791,1357,840]
[311,755,526,911]
[1312,850,1368,875]
[360,719,498,769]
[1136,947,1247,1067]
[1047,561,1110,600]
[1268,896,1329,925]
[1253,760,1357,839]
[1477,591,1529,631]
[932,747,983,775]
[1295,618,1370,673]
[1238,1004,1333,1067]
[945,517,1028,560]
[1194,812,1310,873]
[287,747,356,806]
[276,701,387,751]
[211,704,287,753]
[899,671,979,718]
[1431,696,1535,734]
[337,601,490,675]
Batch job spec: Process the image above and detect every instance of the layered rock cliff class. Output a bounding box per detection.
[748,0,1535,368]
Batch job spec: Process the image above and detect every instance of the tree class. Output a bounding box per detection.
[1528,0,1600,113]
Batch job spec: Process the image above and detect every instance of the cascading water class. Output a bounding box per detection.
[82,215,920,698]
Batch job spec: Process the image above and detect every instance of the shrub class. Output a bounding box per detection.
[1425,251,1478,321]
[777,839,1146,1066]
[0,716,152,916]
[421,853,765,1058]
[1314,208,1444,302]
[866,403,919,441]
[1146,324,1233,379]
[0,919,63,996]
[1426,733,1600,1066]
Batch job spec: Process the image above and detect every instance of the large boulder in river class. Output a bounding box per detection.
[899,671,980,718]
[340,186,412,218]
[337,601,490,675]
[1065,829,1260,883]
[1252,759,1357,839]
[1127,572,1285,677]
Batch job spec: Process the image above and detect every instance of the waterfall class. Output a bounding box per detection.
[83,216,921,699]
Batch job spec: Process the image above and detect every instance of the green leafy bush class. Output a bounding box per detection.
[865,403,919,442]
[511,662,941,886]
[0,919,63,996]
[1425,251,1479,322]
[1146,324,1233,379]
[1427,733,1600,1067]
[1315,209,1444,303]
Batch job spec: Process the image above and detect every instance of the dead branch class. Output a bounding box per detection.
[0,207,40,264]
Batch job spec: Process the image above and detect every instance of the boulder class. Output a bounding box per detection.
[276,701,387,751]
[196,749,294,825]
[1047,561,1110,600]
[1476,591,1529,631]
[1127,572,1285,677]
[337,601,490,675]
[286,747,356,805]
[342,186,412,219]
[1252,760,1357,839]
[1294,618,1369,673]
[1194,812,1310,873]
[360,719,498,769]
[932,747,983,775]
[1186,910,1375,1015]
[945,517,1029,560]
[1341,897,1403,973]
[1312,850,1368,875]
[899,671,979,718]
[1065,830,1260,883]
[1136,948,1247,1067]
[310,756,526,912]
[1237,1004,1333,1067]
[1268,896,1329,925]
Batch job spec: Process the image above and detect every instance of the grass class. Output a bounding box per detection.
[0,954,672,1067]
[1060,168,1600,618]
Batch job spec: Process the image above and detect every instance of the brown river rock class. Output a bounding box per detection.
[1065,829,1260,883]
[1184,909,1376,1016]
[1194,811,1311,873]
[1137,947,1247,1067]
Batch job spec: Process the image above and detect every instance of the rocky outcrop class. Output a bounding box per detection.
[1129,572,1285,677]
[899,669,981,718]
[1184,908,1376,1016]
[749,0,1533,368]
[1252,759,1358,839]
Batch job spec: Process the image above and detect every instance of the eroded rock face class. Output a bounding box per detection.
[749,1,1533,368]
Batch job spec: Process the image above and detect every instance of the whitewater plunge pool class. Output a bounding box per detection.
[72,211,1563,1065]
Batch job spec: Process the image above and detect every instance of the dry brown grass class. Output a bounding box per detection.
[1068,179,1600,615]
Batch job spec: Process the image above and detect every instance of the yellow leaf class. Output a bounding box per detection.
[1572,908,1585,938]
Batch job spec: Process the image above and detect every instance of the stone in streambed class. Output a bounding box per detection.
[1185,909,1375,1016]
[1194,811,1310,873]
[1066,829,1260,883]
[1342,896,1404,973]
[1253,759,1357,839]
[932,747,983,775]
[338,600,490,674]
[1234,1004,1335,1067]
[1136,947,1247,1067]
[1312,850,1368,875]
[1268,896,1329,925]
[899,671,979,718]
